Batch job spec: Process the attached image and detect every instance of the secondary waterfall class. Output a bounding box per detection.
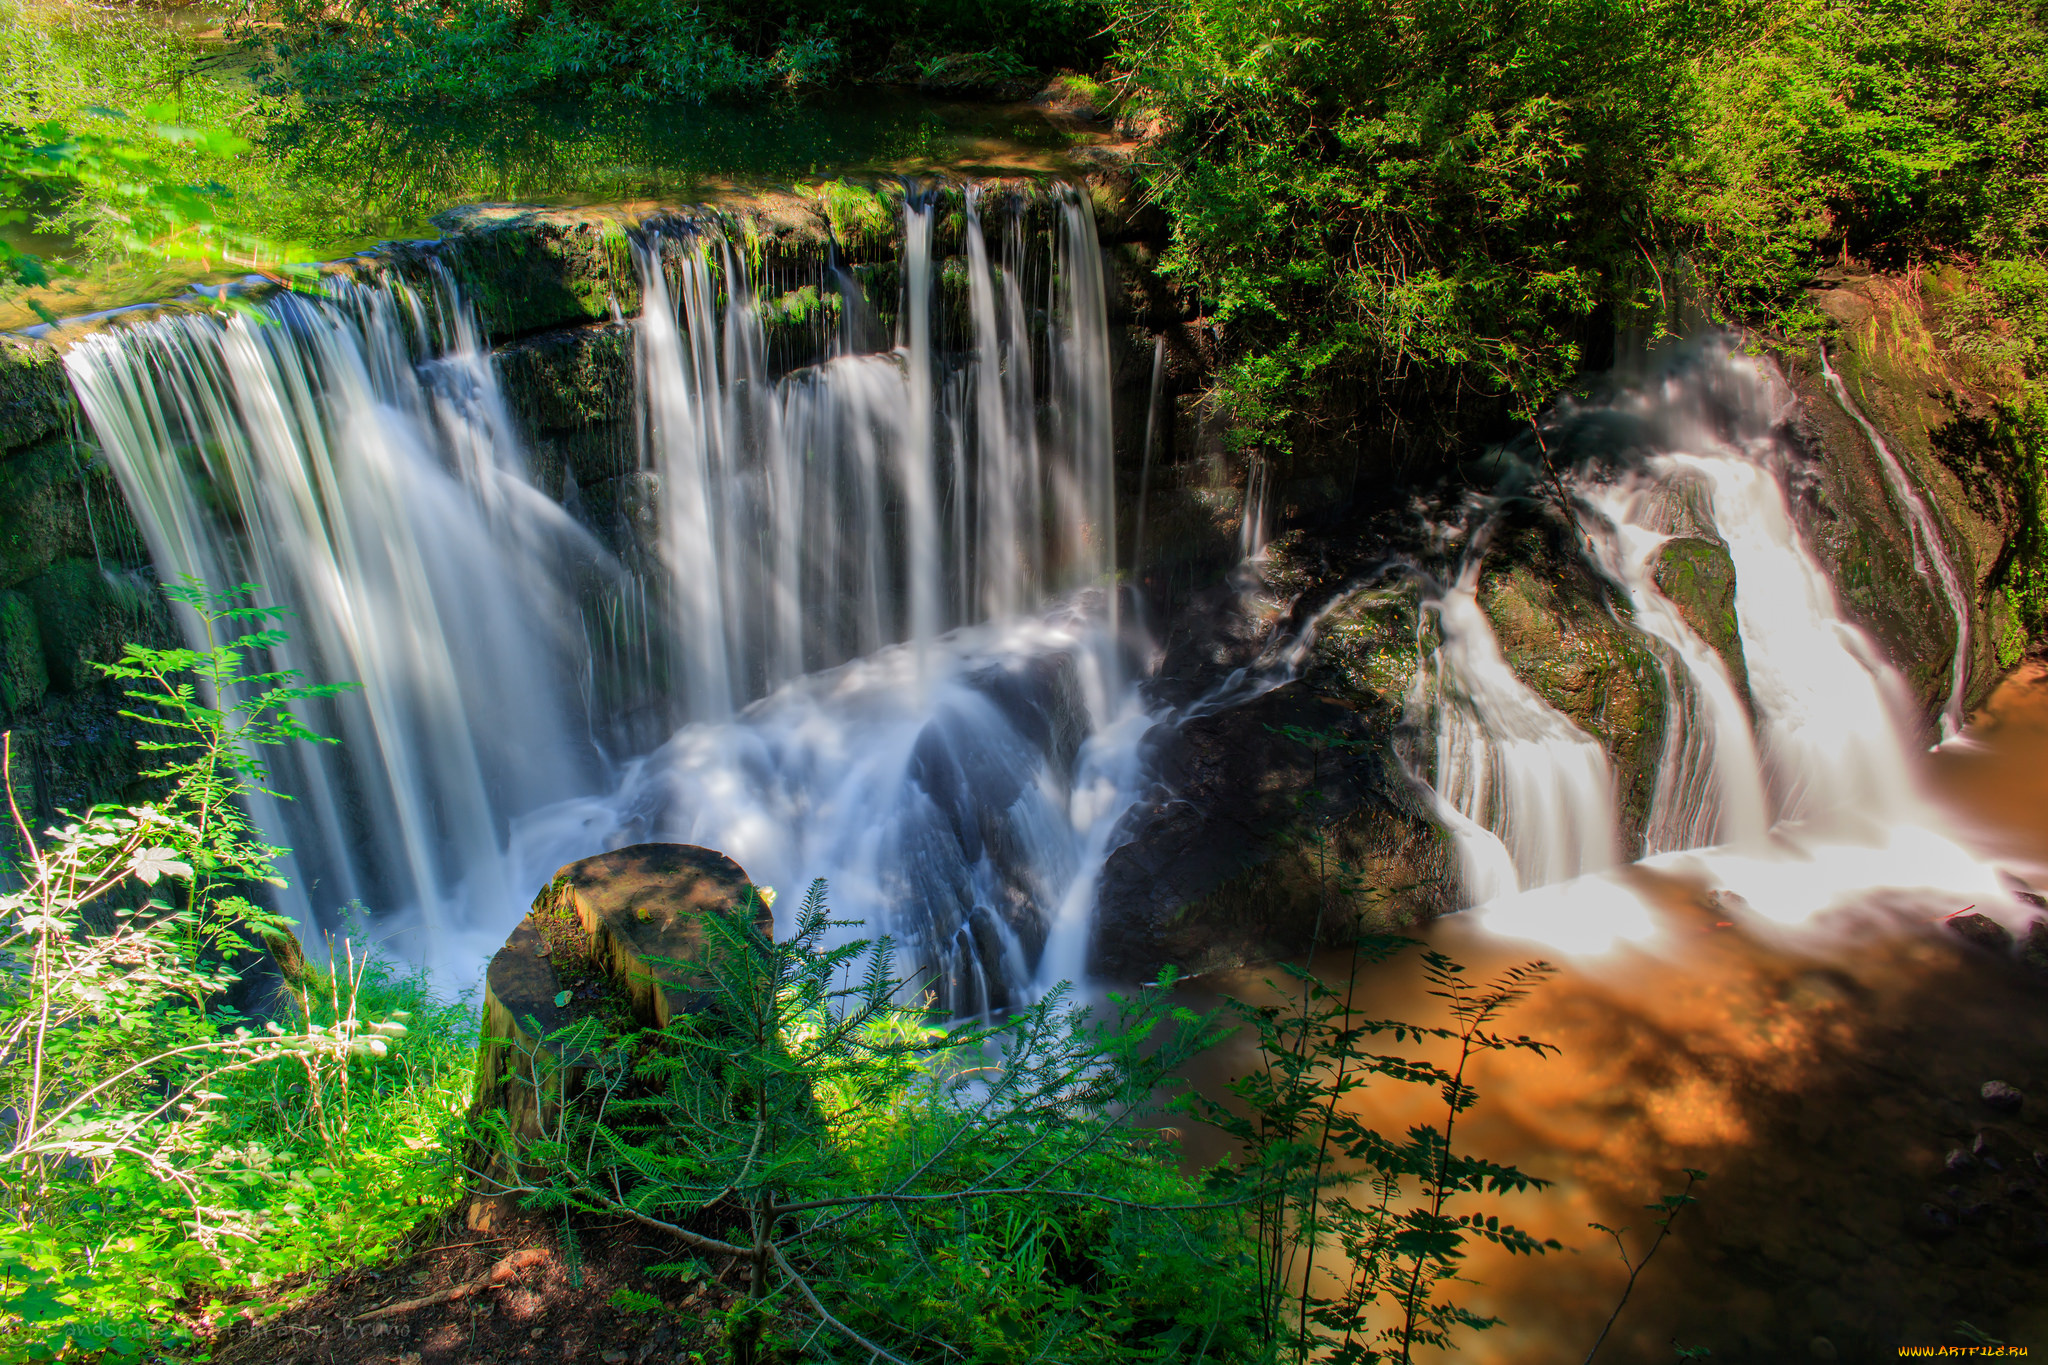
[63,184,1146,1006]
[1408,543,1620,905]
[1819,344,1973,743]
[1414,338,2007,950]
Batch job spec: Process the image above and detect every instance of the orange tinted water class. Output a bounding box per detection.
[1186,667,2048,1362]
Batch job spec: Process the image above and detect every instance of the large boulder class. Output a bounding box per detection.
[1654,535,1751,708]
[1092,681,1453,981]
[1477,508,1665,855]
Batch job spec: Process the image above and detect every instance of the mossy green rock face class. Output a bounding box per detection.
[0,439,101,587]
[21,559,154,691]
[1654,536,1751,705]
[1301,585,1429,724]
[494,322,634,431]
[0,337,70,451]
[0,589,49,719]
[1479,517,1664,855]
[429,207,644,341]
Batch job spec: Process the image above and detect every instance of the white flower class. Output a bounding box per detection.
[130,848,194,885]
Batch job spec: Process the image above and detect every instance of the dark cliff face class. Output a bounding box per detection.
[0,335,175,832]
[3,196,2023,975]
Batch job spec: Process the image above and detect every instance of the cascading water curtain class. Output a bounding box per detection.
[625,184,1120,716]
[64,270,601,952]
[65,183,1136,1006]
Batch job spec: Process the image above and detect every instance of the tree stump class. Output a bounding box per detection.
[466,843,767,1227]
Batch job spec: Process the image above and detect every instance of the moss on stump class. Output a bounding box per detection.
[471,844,770,1156]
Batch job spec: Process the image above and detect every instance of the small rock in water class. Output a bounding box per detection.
[1948,911,2015,955]
[1960,1200,1994,1227]
[1983,1080,2026,1115]
[1999,870,2047,908]
[1946,1147,1977,1174]
[1808,1338,1838,1362]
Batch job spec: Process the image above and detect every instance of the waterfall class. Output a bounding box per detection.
[1417,338,2010,951]
[64,183,1150,1004]
[1409,548,1621,903]
[1576,475,1770,853]
[64,271,600,944]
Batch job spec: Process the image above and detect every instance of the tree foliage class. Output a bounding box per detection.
[245,0,1105,106]
[1109,0,1710,443]
[1110,0,2048,454]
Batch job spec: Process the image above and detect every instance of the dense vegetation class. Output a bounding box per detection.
[0,585,474,1361]
[1110,0,2048,443]
[246,0,1105,103]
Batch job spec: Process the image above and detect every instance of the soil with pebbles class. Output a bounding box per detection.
[201,1213,739,1365]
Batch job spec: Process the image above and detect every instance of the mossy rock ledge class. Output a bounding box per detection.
[470,843,769,1176]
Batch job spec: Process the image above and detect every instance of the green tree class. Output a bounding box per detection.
[1108,0,1712,453]
[0,582,471,1362]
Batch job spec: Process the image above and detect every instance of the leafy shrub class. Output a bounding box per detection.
[484,879,1262,1362]
[0,583,475,1360]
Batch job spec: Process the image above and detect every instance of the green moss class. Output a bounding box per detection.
[0,337,71,453]
[493,323,635,432]
[429,208,643,341]
[1653,536,1751,704]
[0,588,48,719]
[20,558,156,692]
[1302,586,1428,723]
[0,438,99,587]
[1479,541,1665,854]
[819,181,897,255]
[1994,588,2027,669]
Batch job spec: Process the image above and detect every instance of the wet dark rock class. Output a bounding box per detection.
[1948,912,2016,956]
[1959,1201,1994,1227]
[1091,681,1454,980]
[1982,1080,2025,1115]
[0,336,72,450]
[1912,1202,1958,1237]
[2000,871,2048,909]
[1946,1148,1977,1175]
[2024,918,2048,974]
